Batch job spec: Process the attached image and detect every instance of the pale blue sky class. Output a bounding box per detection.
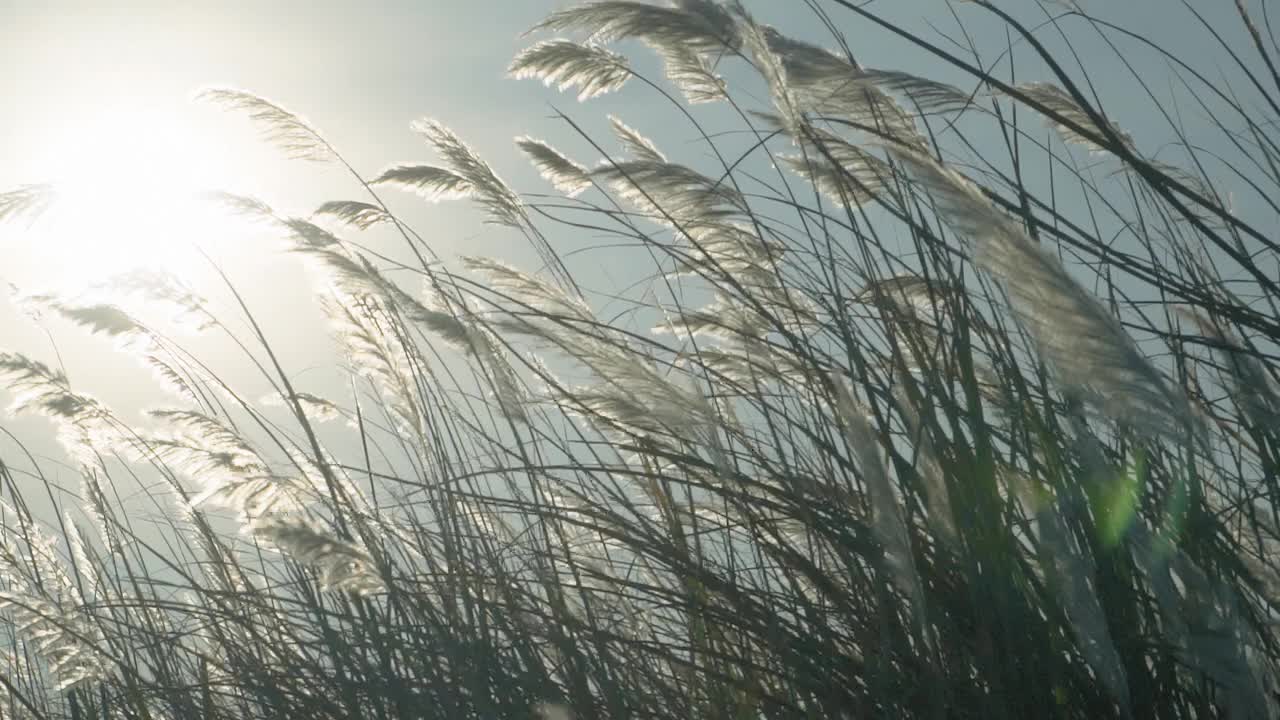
[0,0,1269,500]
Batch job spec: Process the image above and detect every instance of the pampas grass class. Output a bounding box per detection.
[508,40,633,101]
[1,1,1279,718]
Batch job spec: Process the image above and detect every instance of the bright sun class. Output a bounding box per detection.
[14,105,240,290]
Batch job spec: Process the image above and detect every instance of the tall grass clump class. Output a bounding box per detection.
[2,1,1280,717]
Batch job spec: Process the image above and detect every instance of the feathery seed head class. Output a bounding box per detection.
[516,137,593,197]
[509,40,632,101]
[197,88,335,162]
[313,200,391,230]
[382,119,524,228]
[0,184,56,226]
[529,1,739,55]
[252,516,385,595]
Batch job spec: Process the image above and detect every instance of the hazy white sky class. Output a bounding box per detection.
[0,1,569,433]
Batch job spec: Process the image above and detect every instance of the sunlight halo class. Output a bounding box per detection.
[8,105,245,291]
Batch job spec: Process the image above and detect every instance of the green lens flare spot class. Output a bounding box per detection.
[1095,449,1146,548]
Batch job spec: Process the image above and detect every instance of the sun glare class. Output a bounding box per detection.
[14,105,242,290]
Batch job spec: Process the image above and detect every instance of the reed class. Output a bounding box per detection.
[1,1,1278,717]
